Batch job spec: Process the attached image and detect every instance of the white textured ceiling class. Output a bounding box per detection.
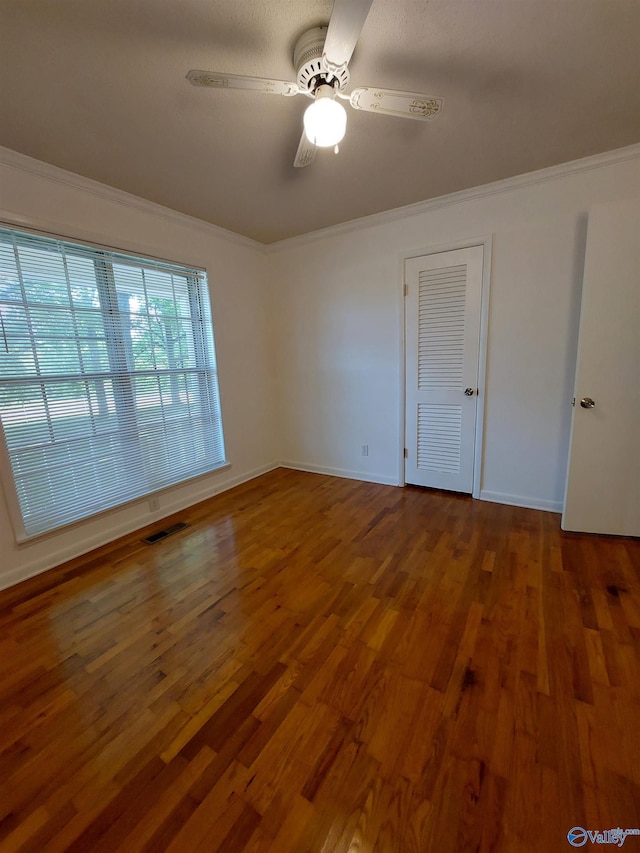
[1,0,639,243]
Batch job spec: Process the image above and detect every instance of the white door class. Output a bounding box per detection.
[562,198,640,535]
[405,246,483,492]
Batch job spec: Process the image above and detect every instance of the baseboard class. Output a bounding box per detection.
[1,470,561,593]
[480,489,563,514]
[279,466,564,514]
[279,461,400,487]
[150,462,279,520]
[0,462,279,593]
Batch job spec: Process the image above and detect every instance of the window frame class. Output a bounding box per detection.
[0,222,228,542]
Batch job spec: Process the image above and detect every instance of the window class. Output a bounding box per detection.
[0,226,226,539]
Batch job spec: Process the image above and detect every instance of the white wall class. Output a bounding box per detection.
[0,149,276,590]
[1,145,638,591]
[269,149,640,512]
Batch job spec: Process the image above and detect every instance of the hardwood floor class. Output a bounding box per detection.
[0,468,638,852]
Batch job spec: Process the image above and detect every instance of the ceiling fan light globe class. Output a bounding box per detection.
[304,97,347,147]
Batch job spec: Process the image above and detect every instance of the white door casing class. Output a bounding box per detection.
[562,198,640,535]
[405,246,484,493]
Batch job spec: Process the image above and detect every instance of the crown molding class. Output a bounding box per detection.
[0,146,265,254]
[266,144,640,252]
[2,143,638,253]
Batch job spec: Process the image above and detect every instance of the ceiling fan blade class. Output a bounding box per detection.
[322,0,374,76]
[348,87,444,120]
[294,131,317,168]
[186,70,299,97]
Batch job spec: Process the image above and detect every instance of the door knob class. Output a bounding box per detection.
[580,397,596,409]
[464,388,475,396]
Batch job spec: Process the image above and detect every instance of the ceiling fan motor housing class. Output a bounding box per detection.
[294,26,350,92]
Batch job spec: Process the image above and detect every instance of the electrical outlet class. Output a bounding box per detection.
[361,444,369,457]
[149,497,160,512]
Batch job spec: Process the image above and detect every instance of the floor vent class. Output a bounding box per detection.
[142,522,189,545]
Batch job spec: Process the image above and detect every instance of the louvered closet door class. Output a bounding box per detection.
[405,246,483,492]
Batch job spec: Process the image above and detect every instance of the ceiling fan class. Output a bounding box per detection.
[186,0,443,168]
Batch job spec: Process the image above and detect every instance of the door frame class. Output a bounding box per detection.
[399,235,493,496]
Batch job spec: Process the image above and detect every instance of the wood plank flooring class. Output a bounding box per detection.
[0,468,639,852]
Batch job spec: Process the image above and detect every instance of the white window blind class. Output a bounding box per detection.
[0,226,226,539]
